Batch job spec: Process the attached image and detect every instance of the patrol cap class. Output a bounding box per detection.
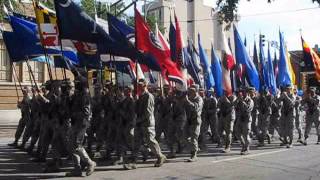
[246,87,255,92]
[137,78,148,85]
[208,88,215,92]
[125,85,134,91]
[308,87,317,92]
[189,84,199,92]
[282,85,293,91]
[199,87,205,92]
[163,84,170,89]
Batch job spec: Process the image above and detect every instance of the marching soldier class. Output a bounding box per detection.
[279,85,296,148]
[257,88,273,147]
[293,88,303,143]
[302,87,320,145]
[185,85,203,162]
[132,79,166,168]
[218,90,237,153]
[250,89,259,139]
[269,90,282,140]
[235,87,254,155]
[8,87,32,147]
[66,70,96,177]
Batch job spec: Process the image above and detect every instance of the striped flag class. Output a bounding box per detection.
[221,31,235,96]
[302,37,320,80]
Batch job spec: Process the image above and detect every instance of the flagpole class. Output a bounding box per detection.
[134,1,138,97]
[11,63,20,102]
[26,58,40,92]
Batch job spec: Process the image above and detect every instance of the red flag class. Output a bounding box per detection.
[302,37,320,80]
[221,32,235,96]
[135,9,183,84]
[174,12,184,68]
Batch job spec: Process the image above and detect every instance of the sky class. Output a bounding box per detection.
[88,0,320,51]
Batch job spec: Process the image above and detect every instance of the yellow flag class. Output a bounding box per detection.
[285,47,296,85]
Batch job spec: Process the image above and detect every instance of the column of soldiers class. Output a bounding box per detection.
[7,74,320,176]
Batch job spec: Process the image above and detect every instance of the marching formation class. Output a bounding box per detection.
[7,67,320,177]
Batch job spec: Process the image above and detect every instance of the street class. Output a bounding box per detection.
[0,128,320,180]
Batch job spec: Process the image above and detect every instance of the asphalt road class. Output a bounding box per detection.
[0,131,320,180]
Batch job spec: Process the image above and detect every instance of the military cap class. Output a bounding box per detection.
[189,84,199,92]
[199,87,205,92]
[309,87,317,92]
[208,88,215,92]
[163,84,170,89]
[137,78,148,85]
[125,85,134,91]
[246,87,255,92]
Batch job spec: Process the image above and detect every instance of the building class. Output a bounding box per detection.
[144,0,235,58]
[0,2,71,110]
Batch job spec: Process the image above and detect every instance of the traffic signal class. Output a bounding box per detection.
[260,34,266,47]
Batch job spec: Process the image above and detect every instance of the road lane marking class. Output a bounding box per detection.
[211,149,288,164]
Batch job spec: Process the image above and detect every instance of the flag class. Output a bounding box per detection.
[302,37,320,80]
[184,47,201,85]
[12,12,36,22]
[253,41,259,74]
[198,33,214,89]
[267,43,277,95]
[135,9,183,84]
[233,26,260,91]
[277,31,292,87]
[273,51,279,78]
[259,34,269,89]
[128,61,145,81]
[7,15,78,63]
[169,16,176,61]
[107,13,161,71]
[211,45,223,97]
[175,12,185,68]
[220,31,235,96]
[286,48,296,85]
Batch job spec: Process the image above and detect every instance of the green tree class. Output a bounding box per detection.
[216,0,320,28]
[39,0,55,10]
[126,15,166,34]
[80,0,96,19]
[0,0,19,22]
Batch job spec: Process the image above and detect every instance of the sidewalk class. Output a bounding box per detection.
[0,109,20,128]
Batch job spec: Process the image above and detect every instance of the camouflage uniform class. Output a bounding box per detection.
[279,92,296,147]
[257,92,273,146]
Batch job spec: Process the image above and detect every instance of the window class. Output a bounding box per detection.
[24,61,44,83]
[0,39,11,82]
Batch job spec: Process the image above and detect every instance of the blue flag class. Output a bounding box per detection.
[169,17,176,62]
[107,13,161,71]
[7,15,78,63]
[234,26,260,91]
[198,33,214,89]
[211,45,223,97]
[267,43,277,95]
[259,34,269,90]
[277,31,292,87]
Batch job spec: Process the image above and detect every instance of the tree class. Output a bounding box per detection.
[126,15,166,34]
[80,0,96,19]
[0,0,19,22]
[216,0,320,28]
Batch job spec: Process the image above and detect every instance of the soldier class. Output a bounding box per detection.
[269,90,282,140]
[185,85,203,162]
[44,79,74,172]
[155,84,173,143]
[87,84,105,157]
[302,87,320,145]
[8,87,32,147]
[293,88,303,143]
[18,87,38,150]
[168,89,187,157]
[66,70,96,177]
[279,85,296,148]
[198,88,208,150]
[257,88,273,147]
[199,88,218,149]
[26,84,46,155]
[250,89,259,139]
[235,87,254,155]
[218,90,237,153]
[132,79,166,168]
[119,86,136,169]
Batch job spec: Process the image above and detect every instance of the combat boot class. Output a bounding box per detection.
[154,154,166,167]
[86,161,96,176]
[223,146,231,153]
[113,156,124,165]
[8,141,18,147]
[187,152,197,162]
[66,167,82,177]
[167,148,176,159]
[317,136,320,145]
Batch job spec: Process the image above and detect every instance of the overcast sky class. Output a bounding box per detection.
[92,0,320,51]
